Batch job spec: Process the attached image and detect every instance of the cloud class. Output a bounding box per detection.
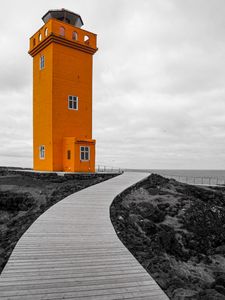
[0,0,225,169]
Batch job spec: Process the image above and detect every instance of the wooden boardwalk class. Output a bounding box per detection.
[0,172,169,300]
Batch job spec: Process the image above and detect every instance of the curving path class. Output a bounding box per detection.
[0,172,169,300]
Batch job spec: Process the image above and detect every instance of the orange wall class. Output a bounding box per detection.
[63,138,75,172]
[33,44,53,171]
[52,43,93,170]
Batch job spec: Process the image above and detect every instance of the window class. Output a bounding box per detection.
[44,28,48,37]
[59,26,65,36]
[68,95,78,110]
[84,35,90,45]
[38,33,42,42]
[72,31,78,41]
[33,38,36,47]
[80,146,90,161]
[40,55,45,70]
[67,150,71,160]
[39,145,45,159]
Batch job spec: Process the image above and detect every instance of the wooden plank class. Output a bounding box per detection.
[0,172,169,299]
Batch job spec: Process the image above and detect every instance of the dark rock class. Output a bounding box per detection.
[202,255,213,264]
[158,229,184,258]
[198,289,225,300]
[188,239,199,249]
[215,285,225,296]
[0,192,33,212]
[157,203,170,210]
[128,214,141,224]
[182,201,225,254]
[215,246,225,254]
[156,277,171,289]
[140,219,158,235]
[168,276,185,289]
[172,288,199,299]
[215,275,225,288]
[110,174,225,298]
[137,202,166,223]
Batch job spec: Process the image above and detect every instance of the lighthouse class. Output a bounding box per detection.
[29,9,97,172]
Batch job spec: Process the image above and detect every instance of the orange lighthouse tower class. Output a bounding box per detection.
[29,9,97,172]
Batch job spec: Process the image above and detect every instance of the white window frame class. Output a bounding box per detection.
[72,31,78,41]
[39,145,45,160]
[40,55,45,70]
[59,26,65,37]
[80,146,90,161]
[68,95,78,110]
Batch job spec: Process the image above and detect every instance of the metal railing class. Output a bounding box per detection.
[95,165,122,173]
[161,174,225,186]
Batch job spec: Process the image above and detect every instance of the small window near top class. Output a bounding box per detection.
[72,31,78,41]
[80,146,90,161]
[44,28,48,37]
[38,33,42,42]
[33,38,36,47]
[67,150,71,160]
[39,145,45,159]
[68,95,78,110]
[40,55,45,70]
[84,35,89,45]
[59,26,65,36]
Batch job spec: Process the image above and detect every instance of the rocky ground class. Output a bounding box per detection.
[0,167,117,274]
[110,174,225,300]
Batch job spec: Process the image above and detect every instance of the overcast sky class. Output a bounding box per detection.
[0,0,225,169]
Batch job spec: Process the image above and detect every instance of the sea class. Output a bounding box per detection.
[125,169,225,185]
